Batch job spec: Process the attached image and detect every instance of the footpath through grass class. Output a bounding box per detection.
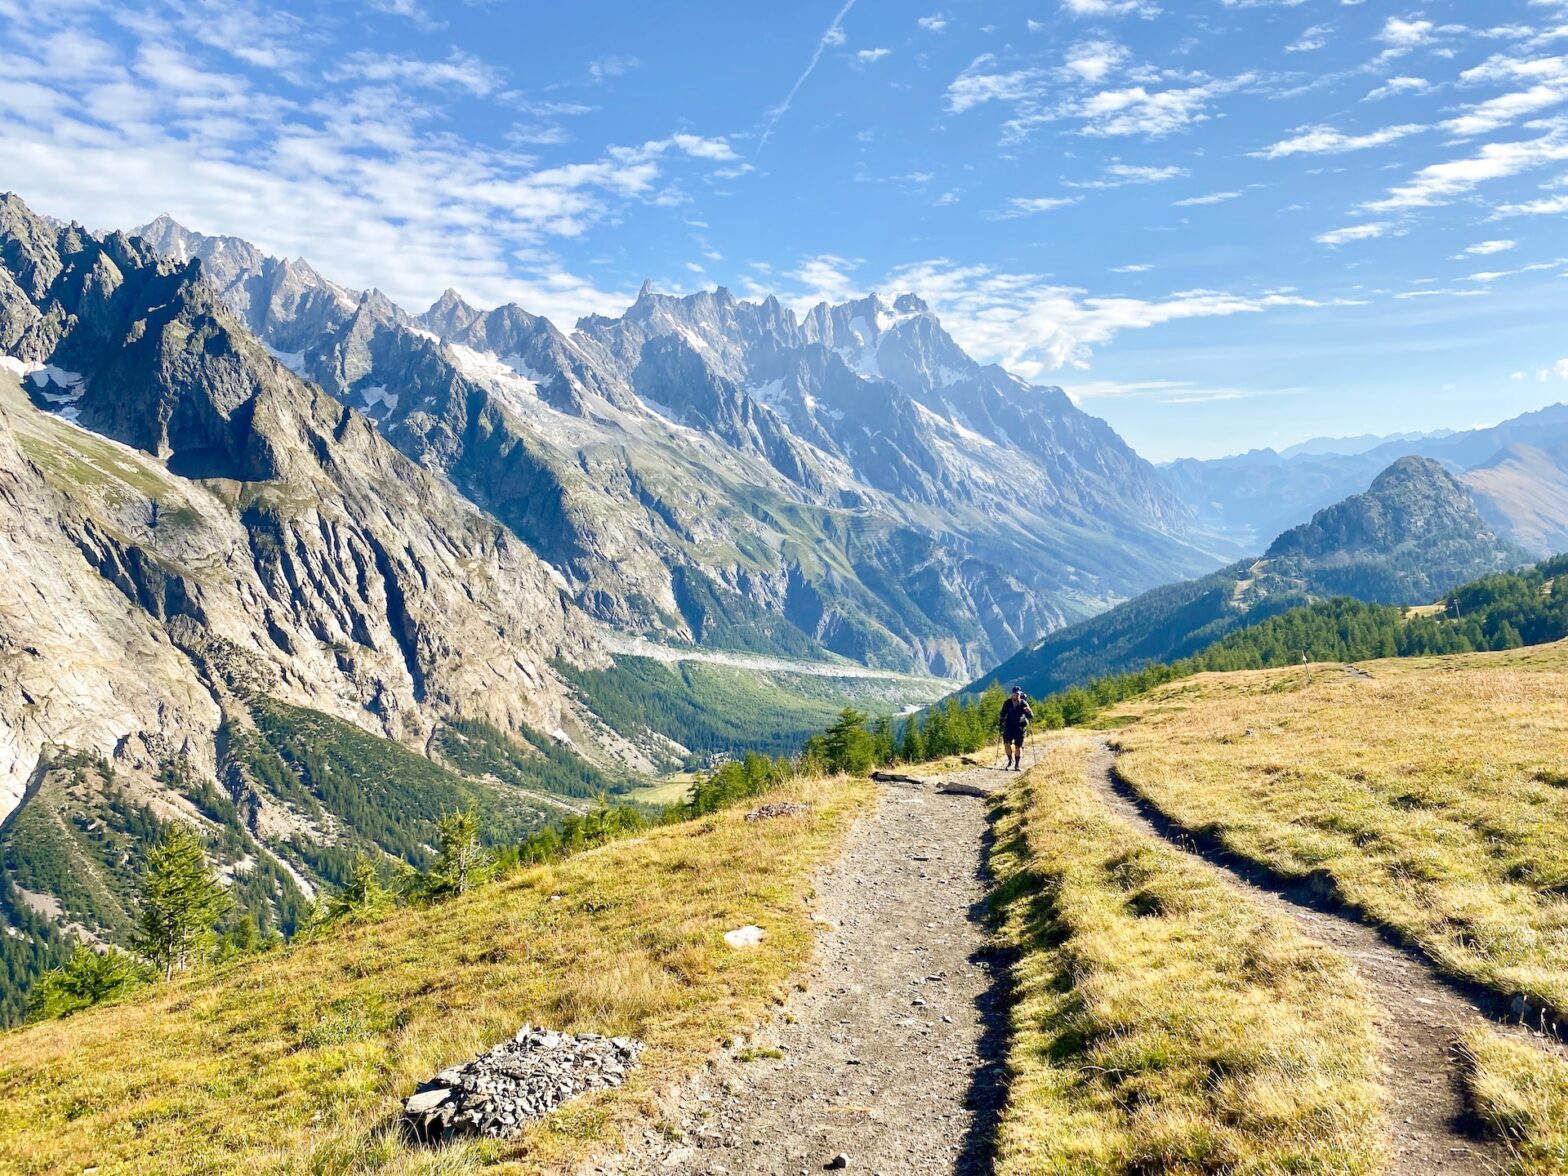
[0,775,873,1176]
[989,733,1385,1175]
[1110,642,1568,1016]
[1108,642,1568,1175]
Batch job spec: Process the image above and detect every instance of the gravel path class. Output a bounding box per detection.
[1090,743,1559,1176]
[600,741,1561,1176]
[601,761,1016,1176]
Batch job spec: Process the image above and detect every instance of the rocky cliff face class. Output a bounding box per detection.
[0,194,617,831]
[130,215,1218,678]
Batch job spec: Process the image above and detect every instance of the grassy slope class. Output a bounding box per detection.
[0,775,872,1176]
[990,734,1384,1175]
[1110,642,1568,1013]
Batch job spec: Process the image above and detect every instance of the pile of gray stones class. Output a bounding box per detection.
[744,801,812,822]
[402,1026,644,1143]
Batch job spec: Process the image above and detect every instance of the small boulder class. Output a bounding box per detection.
[724,925,765,948]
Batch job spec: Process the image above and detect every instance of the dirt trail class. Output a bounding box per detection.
[601,762,1014,1176]
[1088,743,1554,1176]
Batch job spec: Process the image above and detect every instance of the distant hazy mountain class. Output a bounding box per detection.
[968,455,1520,699]
[1164,405,1568,555]
[1278,429,1454,460]
[1462,441,1568,557]
[134,214,1218,679]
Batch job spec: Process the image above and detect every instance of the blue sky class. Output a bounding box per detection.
[1,0,1566,459]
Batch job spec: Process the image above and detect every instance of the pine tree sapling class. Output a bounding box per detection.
[27,945,151,1021]
[136,824,233,981]
[325,852,394,921]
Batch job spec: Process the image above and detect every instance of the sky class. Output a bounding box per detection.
[0,0,1566,460]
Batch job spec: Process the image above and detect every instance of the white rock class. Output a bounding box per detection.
[724,925,766,948]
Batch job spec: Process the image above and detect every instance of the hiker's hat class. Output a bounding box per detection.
[1011,684,1022,693]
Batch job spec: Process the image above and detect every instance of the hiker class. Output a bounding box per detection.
[1000,685,1033,771]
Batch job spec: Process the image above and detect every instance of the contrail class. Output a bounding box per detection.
[757,0,858,153]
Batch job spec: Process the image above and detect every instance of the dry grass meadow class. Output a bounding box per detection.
[989,733,1386,1175]
[1107,641,1568,1173]
[0,776,872,1176]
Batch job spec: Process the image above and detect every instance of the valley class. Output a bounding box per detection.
[2,188,1568,1174]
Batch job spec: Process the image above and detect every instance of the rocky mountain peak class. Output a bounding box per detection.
[1267,454,1503,563]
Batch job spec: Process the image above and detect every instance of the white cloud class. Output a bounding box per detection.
[1112,263,1155,272]
[1253,123,1423,158]
[855,48,892,62]
[1060,0,1161,18]
[1463,258,1567,281]
[1365,120,1568,210]
[668,133,738,161]
[1492,192,1568,215]
[1174,190,1244,205]
[1073,77,1251,138]
[0,23,751,328]
[1456,239,1517,256]
[332,50,504,96]
[945,57,1046,113]
[1287,25,1332,53]
[1067,162,1186,188]
[1444,85,1568,136]
[1377,16,1435,56]
[1364,75,1430,100]
[886,261,1353,375]
[918,13,948,32]
[1062,39,1130,84]
[1003,196,1081,215]
[1315,221,1399,245]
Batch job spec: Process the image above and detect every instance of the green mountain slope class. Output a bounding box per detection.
[972,456,1520,699]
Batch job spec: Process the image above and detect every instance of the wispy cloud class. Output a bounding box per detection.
[1316,221,1400,246]
[1365,120,1568,210]
[1253,123,1424,158]
[1001,196,1082,216]
[1174,189,1244,206]
[1066,162,1186,188]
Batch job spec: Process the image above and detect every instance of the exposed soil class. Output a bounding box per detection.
[598,762,1016,1176]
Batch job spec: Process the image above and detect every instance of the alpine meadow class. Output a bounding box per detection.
[2,1,1568,1174]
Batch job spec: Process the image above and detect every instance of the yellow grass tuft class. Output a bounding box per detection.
[990,733,1385,1175]
[0,775,873,1175]
[1460,1029,1568,1175]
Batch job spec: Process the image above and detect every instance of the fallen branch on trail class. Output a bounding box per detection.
[871,771,926,786]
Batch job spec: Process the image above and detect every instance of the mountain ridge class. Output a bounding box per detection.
[966,454,1521,699]
[130,209,1220,679]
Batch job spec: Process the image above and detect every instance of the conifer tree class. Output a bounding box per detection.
[137,824,233,981]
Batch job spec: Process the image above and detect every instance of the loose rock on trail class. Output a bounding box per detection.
[602,762,1012,1175]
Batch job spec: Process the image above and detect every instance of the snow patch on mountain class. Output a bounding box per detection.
[263,344,307,375]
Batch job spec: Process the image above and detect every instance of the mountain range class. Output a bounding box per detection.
[1166,408,1568,558]
[133,213,1216,681]
[2,188,1565,1018]
[972,454,1523,699]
